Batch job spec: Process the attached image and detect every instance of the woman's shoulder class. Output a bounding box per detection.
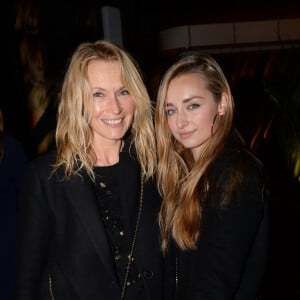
[208,135,265,197]
[27,150,57,177]
[204,142,266,211]
[222,145,261,171]
[215,131,263,176]
[30,150,57,166]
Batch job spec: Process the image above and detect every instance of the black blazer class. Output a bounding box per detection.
[14,148,163,299]
[164,136,270,300]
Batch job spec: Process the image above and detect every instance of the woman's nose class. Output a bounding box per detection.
[176,113,189,129]
[108,96,122,114]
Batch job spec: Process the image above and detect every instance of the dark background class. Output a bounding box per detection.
[1,0,300,299]
[2,0,300,136]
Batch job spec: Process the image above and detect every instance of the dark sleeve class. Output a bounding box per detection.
[186,159,266,299]
[14,163,50,299]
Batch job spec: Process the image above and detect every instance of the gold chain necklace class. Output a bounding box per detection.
[48,172,144,300]
[48,273,55,300]
[120,171,144,300]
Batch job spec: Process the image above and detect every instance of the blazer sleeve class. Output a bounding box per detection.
[184,155,267,299]
[14,162,50,299]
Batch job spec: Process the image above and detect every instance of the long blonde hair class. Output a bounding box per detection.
[53,40,156,181]
[155,54,234,252]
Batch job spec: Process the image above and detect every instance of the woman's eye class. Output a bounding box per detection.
[93,91,104,98]
[119,89,130,96]
[166,109,176,116]
[188,103,200,110]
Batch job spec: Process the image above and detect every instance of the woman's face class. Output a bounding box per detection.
[165,72,226,160]
[87,60,135,145]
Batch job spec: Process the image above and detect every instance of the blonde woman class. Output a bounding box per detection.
[155,54,269,299]
[15,40,163,299]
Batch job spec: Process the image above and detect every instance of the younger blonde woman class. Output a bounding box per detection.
[155,54,269,299]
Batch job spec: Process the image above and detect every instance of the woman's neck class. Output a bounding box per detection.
[93,139,124,166]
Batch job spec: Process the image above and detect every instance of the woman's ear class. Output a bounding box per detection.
[218,92,229,115]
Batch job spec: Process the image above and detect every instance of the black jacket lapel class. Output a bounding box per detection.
[69,172,116,279]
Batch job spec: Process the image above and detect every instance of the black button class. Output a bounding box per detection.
[143,271,153,279]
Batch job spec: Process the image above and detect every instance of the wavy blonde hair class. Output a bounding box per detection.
[53,40,156,181]
[155,54,234,252]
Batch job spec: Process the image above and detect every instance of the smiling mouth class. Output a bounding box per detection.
[178,131,193,138]
[102,118,123,125]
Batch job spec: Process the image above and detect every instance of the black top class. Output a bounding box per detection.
[14,141,164,299]
[164,132,270,300]
[94,163,144,298]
